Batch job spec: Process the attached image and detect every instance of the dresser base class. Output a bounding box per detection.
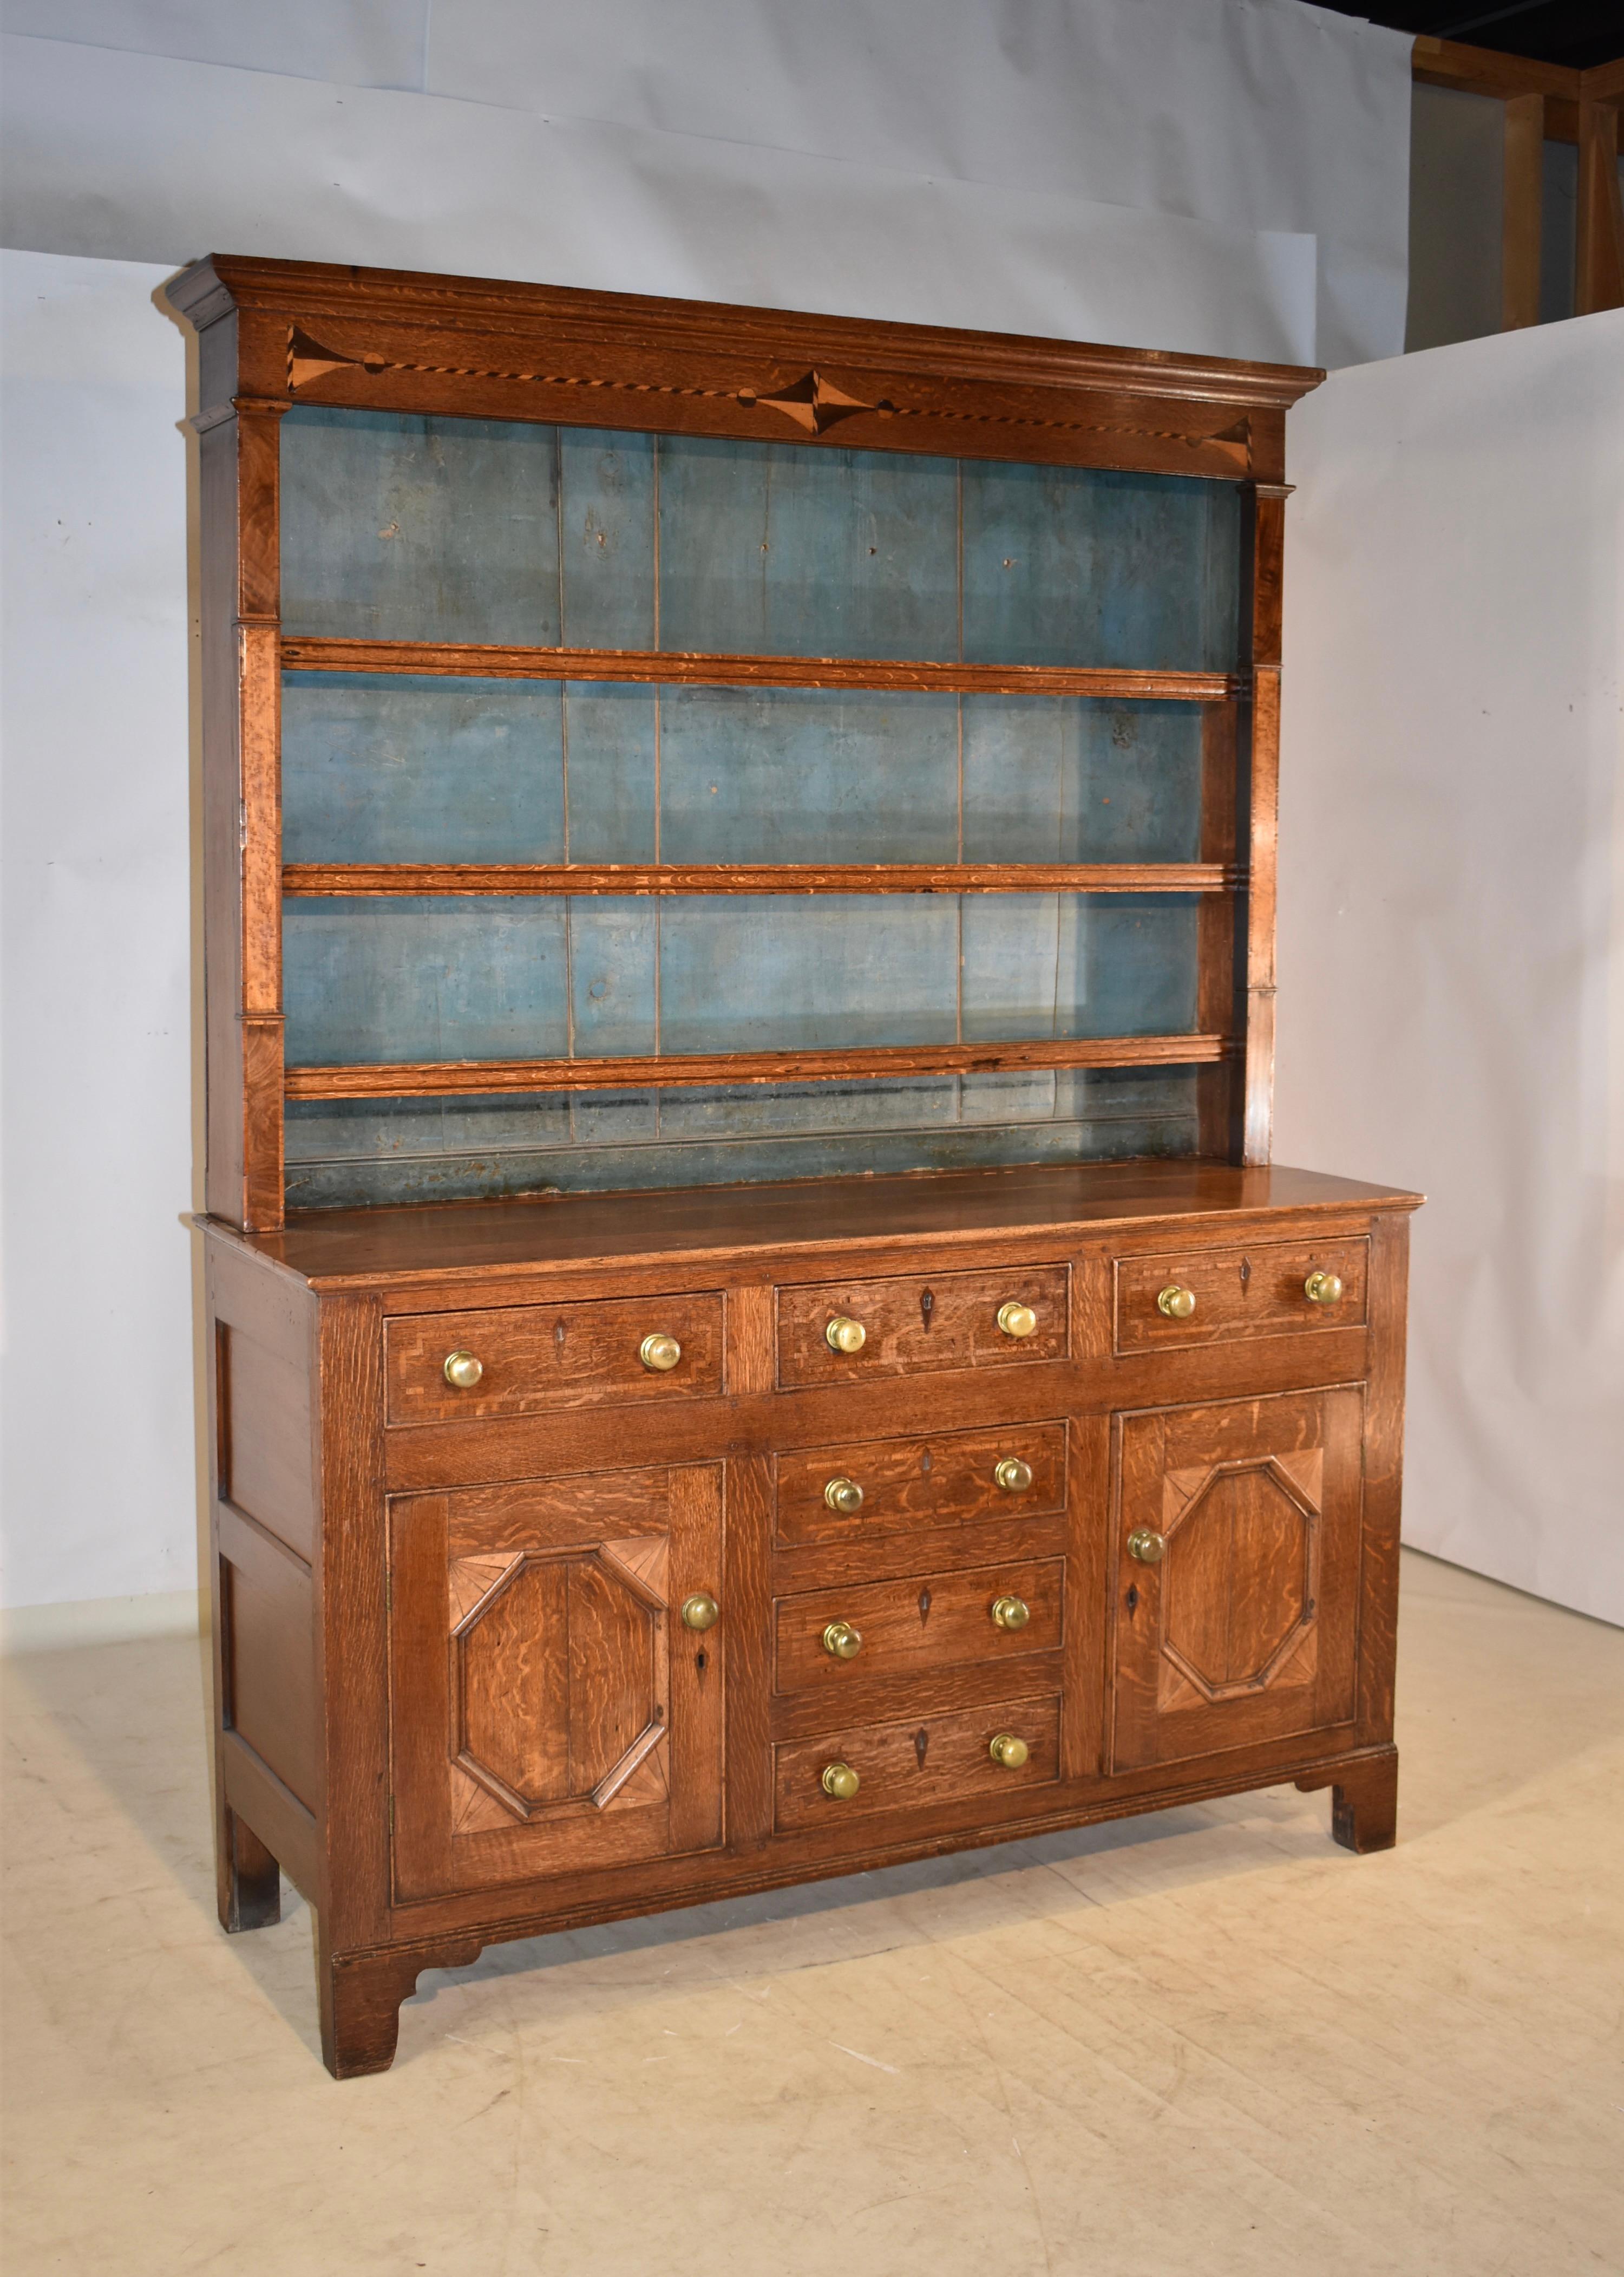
[199,1159,1417,2077]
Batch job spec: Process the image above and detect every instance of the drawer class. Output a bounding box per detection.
[385,1292,724,1424]
[774,1556,1062,1693]
[1114,1238,1368,1354]
[776,1265,1069,1388]
[775,1421,1067,1550]
[774,1695,1060,1831]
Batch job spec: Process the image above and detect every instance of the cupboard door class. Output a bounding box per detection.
[389,1464,724,1902]
[1108,1389,1363,1773]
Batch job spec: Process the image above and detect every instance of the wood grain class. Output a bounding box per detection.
[384,1293,723,1423]
[774,1557,1063,1694]
[218,1162,1422,1292]
[279,636,1235,701]
[1502,94,1546,331]
[284,1034,1225,1101]
[1577,88,1624,316]
[1112,1236,1368,1353]
[772,1694,1060,1832]
[1108,1386,1363,1774]
[283,860,1234,898]
[776,1263,1070,1388]
[774,1420,1066,1549]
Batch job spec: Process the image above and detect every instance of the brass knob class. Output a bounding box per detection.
[443,1350,484,1390]
[994,1457,1033,1493]
[680,1592,719,1631]
[1305,1270,1344,1307]
[825,1315,866,1354]
[989,1733,1030,1770]
[822,1620,863,1660]
[997,1301,1038,1339]
[1156,1284,1196,1320]
[990,1594,1031,1631]
[821,1761,860,1801]
[1128,1528,1167,1564]
[639,1332,682,1373]
[824,1476,865,1515]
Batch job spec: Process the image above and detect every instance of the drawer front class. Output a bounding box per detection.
[775,1421,1067,1550]
[774,1695,1060,1831]
[385,1293,724,1424]
[1114,1238,1368,1354]
[776,1265,1069,1388]
[775,1556,1062,1693]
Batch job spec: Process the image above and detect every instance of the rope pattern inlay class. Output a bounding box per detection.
[284,331,1249,455]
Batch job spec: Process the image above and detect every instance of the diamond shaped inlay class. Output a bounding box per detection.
[742,369,886,435]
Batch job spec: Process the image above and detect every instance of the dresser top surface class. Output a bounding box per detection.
[201,1159,1422,1292]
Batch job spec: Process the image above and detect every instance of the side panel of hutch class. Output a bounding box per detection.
[168,257,1418,2076]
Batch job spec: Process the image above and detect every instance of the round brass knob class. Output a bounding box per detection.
[990,1594,1031,1632]
[639,1332,682,1373]
[997,1301,1038,1340]
[680,1592,719,1632]
[825,1315,866,1355]
[994,1457,1033,1494]
[1156,1284,1197,1320]
[822,1619,863,1661]
[443,1350,484,1390]
[989,1732,1030,1770]
[824,1476,865,1515]
[1128,1528,1167,1564]
[821,1761,860,1801]
[1305,1270,1344,1307]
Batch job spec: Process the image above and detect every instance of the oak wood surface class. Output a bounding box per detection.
[1107,1386,1364,1774]
[776,1263,1070,1388]
[283,860,1234,898]
[1112,1235,1368,1353]
[773,1420,1067,1549]
[279,637,1235,702]
[384,1292,724,1424]
[208,1162,1422,1291]
[283,1033,1226,1102]
[772,1693,1062,1832]
[774,1556,1064,1694]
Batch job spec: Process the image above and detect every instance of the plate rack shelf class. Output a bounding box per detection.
[172,257,1318,1230]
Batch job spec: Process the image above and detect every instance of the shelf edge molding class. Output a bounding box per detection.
[285,1034,1224,1100]
[279,637,1236,702]
[281,862,1239,898]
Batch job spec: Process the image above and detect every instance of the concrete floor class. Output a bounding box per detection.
[3,1550,1621,2277]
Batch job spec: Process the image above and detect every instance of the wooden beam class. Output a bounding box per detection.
[1413,36,1579,141]
[1503,93,1546,329]
[281,862,1237,899]
[278,637,1235,703]
[284,1034,1226,1100]
[1577,88,1624,315]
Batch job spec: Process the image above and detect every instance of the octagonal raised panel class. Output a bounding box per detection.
[1161,1457,1319,1703]
[455,1547,667,1821]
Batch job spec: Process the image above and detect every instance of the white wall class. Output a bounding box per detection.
[0,252,195,1611]
[1,0,1412,368]
[1278,312,1624,1627]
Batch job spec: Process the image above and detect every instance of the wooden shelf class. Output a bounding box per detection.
[284,1033,1224,1100]
[279,637,1236,703]
[282,862,1238,898]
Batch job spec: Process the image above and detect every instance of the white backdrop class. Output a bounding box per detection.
[1,0,1422,1621]
[1277,312,1624,1627]
[1,0,1412,368]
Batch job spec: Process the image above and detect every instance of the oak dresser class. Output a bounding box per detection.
[168,255,1420,2076]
